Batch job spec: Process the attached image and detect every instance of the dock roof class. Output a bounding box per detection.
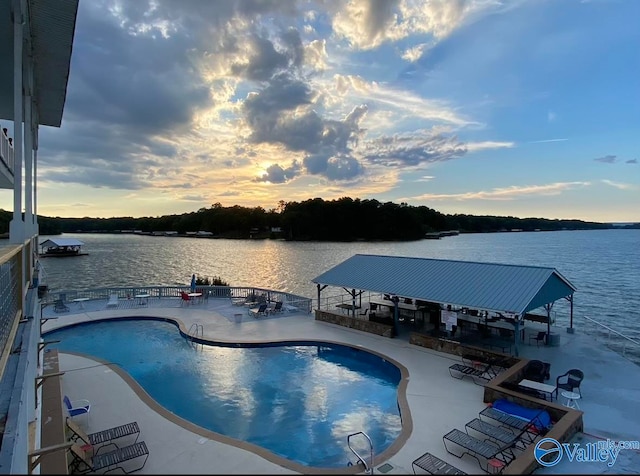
[40,238,84,248]
[312,254,577,315]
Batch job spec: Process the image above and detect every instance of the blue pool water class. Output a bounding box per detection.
[45,319,403,468]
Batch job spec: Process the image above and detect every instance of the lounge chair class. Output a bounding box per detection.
[68,441,149,474]
[54,299,70,313]
[66,417,140,453]
[479,404,551,444]
[269,301,283,314]
[106,293,119,308]
[63,395,91,424]
[443,428,518,473]
[556,369,584,397]
[412,451,467,475]
[465,418,527,450]
[249,303,268,317]
[478,407,530,433]
[448,363,492,385]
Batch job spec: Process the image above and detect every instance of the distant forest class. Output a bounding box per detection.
[1,197,637,241]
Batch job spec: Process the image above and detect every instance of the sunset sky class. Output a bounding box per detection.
[1,0,638,222]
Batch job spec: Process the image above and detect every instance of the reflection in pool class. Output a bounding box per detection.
[45,319,403,468]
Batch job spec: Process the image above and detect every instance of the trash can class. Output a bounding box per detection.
[234,313,243,324]
[547,333,561,347]
[38,285,48,298]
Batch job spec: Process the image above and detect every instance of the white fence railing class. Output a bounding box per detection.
[580,315,640,366]
[43,285,314,314]
[0,130,15,175]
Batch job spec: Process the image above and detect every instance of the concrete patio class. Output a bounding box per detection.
[39,296,640,474]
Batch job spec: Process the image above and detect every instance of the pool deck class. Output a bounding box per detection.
[41,297,640,474]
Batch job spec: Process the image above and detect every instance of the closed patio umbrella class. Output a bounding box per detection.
[190,274,196,292]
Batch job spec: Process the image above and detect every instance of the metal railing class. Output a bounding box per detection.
[42,285,313,314]
[347,431,374,474]
[0,130,15,177]
[579,315,640,366]
[0,237,38,474]
[0,253,20,358]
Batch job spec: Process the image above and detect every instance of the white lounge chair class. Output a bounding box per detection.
[106,293,119,308]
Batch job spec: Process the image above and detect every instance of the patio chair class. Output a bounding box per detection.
[68,441,149,474]
[269,301,283,314]
[529,331,546,347]
[180,291,191,306]
[63,395,91,425]
[249,303,268,318]
[54,299,70,313]
[556,369,584,397]
[106,293,119,308]
[66,417,140,453]
[522,359,551,382]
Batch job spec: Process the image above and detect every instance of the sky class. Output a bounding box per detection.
[1,0,638,222]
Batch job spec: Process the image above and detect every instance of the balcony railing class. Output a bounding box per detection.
[0,131,15,178]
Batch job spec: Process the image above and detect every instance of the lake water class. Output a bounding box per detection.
[38,229,640,342]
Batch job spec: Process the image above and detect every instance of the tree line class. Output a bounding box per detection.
[0,197,631,241]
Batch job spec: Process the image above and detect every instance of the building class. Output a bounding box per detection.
[0,0,79,472]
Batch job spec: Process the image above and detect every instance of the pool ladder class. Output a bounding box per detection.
[347,431,374,474]
[186,323,203,350]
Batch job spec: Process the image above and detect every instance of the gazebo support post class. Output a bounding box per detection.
[514,316,520,357]
[567,295,575,334]
[316,283,327,311]
[392,295,399,337]
[544,303,553,344]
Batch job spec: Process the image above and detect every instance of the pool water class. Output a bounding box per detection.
[45,319,403,468]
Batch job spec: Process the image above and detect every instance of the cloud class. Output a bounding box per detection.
[465,141,515,152]
[601,179,636,190]
[28,0,601,219]
[255,161,302,183]
[406,181,591,201]
[330,0,510,50]
[594,155,617,163]
[401,42,433,62]
[528,138,569,144]
[361,130,467,167]
[547,110,557,122]
[331,74,475,127]
[626,159,638,164]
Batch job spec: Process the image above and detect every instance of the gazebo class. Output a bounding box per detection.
[312,254,577,355]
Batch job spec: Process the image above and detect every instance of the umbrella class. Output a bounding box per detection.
[190,274,196,293]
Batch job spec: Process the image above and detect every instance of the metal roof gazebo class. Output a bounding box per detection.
[312,254,577,355]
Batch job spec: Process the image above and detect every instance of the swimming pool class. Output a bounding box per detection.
[45,318,403,468]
